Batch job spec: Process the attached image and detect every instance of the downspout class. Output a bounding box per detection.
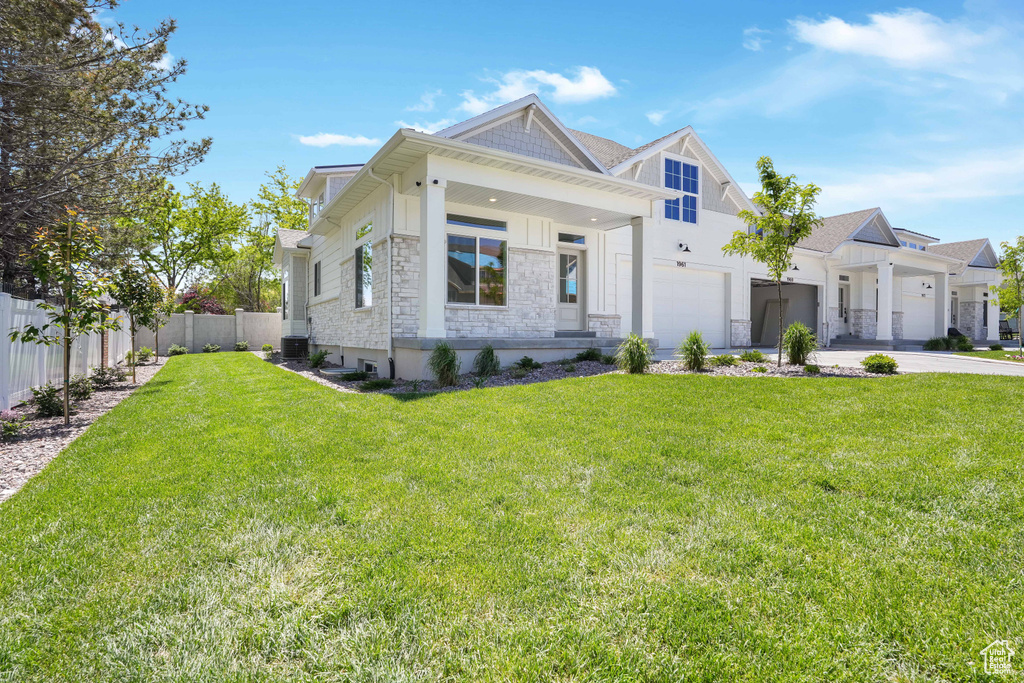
[366,166,396,379]
[824,260,831,348]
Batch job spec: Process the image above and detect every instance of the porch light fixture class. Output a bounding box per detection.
[590,217,598,221]
[792,265,799,271]
[678,242,691,253]
[927,284,933,289]
[488,197,497,202]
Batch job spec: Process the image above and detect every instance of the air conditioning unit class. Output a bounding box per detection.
[281,336,308,360]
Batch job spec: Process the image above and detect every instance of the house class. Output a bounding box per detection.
[273,94,1002,379]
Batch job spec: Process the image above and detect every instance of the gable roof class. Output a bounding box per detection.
[566,129,635,168]
[798,208,881,253]
[928,238,996,267]
[273,228,310,264]
[433,94,608,174]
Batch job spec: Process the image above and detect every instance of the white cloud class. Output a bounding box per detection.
[458,66,617,115]
[406,90,442,113]
[646,110,668,125]
[394,118,456,134]
[743,26,769,52]
[790,9,988,68]
[296,133,381,147]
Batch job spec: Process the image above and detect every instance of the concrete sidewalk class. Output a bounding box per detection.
[655,347,1024,376]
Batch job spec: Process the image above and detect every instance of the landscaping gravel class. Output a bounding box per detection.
[0,359,164,503]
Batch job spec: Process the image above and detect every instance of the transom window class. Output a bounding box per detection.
[664,157,699,224]
[447,235,506,306]
[446,214,507,232]
[558,233,585,245]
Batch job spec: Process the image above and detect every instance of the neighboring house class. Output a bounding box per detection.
[273,94,1002,379]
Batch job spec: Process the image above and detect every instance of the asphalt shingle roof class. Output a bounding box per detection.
[567,128,689,169]
[797,208,880,253]
[277,228,309,250]
[927,239,988,264]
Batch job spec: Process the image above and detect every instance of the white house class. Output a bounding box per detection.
[274,94,1002,379]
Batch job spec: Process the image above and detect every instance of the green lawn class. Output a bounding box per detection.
[954,348,1024,362]
[2,354,1023,681]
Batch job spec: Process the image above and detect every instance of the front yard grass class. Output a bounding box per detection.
[2,353,1023,681]
[954,348,1024,362]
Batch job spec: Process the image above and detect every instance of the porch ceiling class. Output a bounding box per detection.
[445,181,634,231]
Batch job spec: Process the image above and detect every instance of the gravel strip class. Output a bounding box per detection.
[261,350,884,396]
[0,359,165,503]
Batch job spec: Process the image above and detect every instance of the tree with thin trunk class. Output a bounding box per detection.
[152,286,176,360]
[723,156,822,367]
[111,262,164,383]
[9,208,119,424]
[993,236,1024,355]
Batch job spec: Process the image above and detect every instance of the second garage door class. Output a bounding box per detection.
[618,263,727,349]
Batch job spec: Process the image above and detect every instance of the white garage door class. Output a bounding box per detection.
[902,293,935,340]
[618,263,727,349]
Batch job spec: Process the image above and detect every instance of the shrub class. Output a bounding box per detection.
[408,379,422,393]
[31,382,63,417]
[137,346,154,363]
[600,354,616,365]
[471,376,488,389]
[783,322,817,365]
[739,349,768,363]
[168,344,188,356]
[124,350,136,366]
[90,365,127,387]
[429,342,461,387]
[262,343,273,360]
[562,363,576,372]
[861,353,898,374]
[472,344,501,377]
[1,410,24,440]
[616,333,653,374]
[751,366,767,373]
[804,364,821,374]
[202,343,220,353]
[308,349,330,368]
[69,374,93,401]
[575,348,602,362]
[339,371,369,381]
[923,336,952,351]
[678,331,711,371]
[955,336,974,352]
[990,343,1004,351]
[710,354,739,367]
[234,341,249,352]
[359,378,394,392]
[515,355,543,370]
[509,367,528,379]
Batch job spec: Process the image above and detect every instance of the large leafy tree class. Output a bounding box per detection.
[9,208,119,424]
[0,0,210,286]
[111,261,164,383]
[993,236,1024,355]
[723,156,822,367]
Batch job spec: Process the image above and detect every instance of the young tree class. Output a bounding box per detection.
[993,236,1024,355]
[723,156,822,367]
[10,208,119,424]
[111,262,164,383]
[152,286,177,360]
[0,1,210,284]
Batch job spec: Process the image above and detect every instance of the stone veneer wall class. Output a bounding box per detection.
[827,307,841,341]
[392,235,558,339]
[309,240,390,351]
[892,311,904,340]
[958,301,985,339]
[850,309,877,339]
[587,314,620,338]
[730,319,751,347]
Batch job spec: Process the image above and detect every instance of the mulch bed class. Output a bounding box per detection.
[0,359,165,503]
[261,350,882,397]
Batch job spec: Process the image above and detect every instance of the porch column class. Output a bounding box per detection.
[418,177,447,338]
[986,295,1000,342]
[934,271,950,337]
[630,216,654,339]
[876,263,893,341]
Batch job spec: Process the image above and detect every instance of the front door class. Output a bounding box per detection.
[556,249,584,331]
[837,284,851,335]
[950,296,959,329]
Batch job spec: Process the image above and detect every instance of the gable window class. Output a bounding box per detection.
[447,235,507,306]
[313,261,321,297]
[312,191,325,219]
[354,222,373,309]
[664,157,699,224]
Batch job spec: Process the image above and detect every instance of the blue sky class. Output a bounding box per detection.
[111,0,1024,245]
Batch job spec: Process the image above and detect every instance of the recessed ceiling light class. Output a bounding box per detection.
[590,217,598,222]
[488,197,497,202]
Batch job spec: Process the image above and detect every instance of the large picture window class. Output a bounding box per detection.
[447,235,506,306]
[664,157,699,224]
[355,244,372,308]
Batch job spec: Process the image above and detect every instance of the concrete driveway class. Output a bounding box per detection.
[655,347,1024,376]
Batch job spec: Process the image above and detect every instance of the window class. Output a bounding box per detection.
[282,281,288,319]
[664,157,698,223]
[918,245,926,251]
[355,244,372,308]
[312,191,325,219]
[900,240,908,246]
[447,235,507,306]
[446,214,506,232]
[559,253,578,303]
[558,233,585,245]
[313,261,321,297]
